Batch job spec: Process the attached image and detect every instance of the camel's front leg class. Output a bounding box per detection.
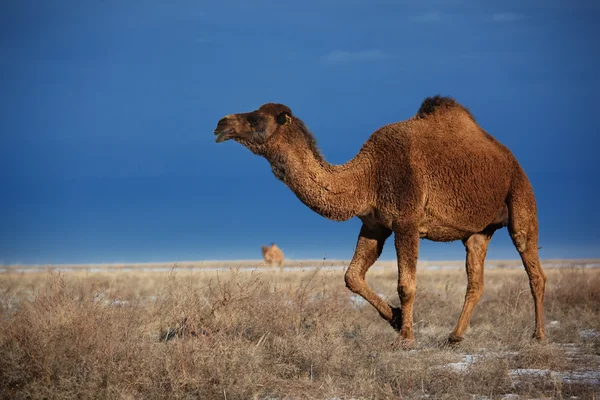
[344,224,394,322]
[394,229,420,346]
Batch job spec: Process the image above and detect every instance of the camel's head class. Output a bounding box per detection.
[214,103,293,153]
[262,243,277,254]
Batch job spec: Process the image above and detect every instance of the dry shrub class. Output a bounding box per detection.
[0,272,146,398]
[422,356,513,399]
[513,342,571,371]
[0,267,599,399]
[548,267,600,309]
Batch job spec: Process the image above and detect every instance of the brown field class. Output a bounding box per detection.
[1,262,599,399]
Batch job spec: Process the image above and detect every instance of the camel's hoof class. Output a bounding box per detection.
[392,338,416,350]
[532,332,547,342]
[389,307,403,332]
[392,333,416,350]
[446,334,464,345]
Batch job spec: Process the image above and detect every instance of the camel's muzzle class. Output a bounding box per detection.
[214,129,235,143]
[214,117,237,143]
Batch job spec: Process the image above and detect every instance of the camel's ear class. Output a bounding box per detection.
[276,111,292,126]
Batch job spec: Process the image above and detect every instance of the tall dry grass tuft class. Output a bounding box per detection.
[0,266,599,399]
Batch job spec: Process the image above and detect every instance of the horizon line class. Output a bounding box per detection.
[3,258,599,269]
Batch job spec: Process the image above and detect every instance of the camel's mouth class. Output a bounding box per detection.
[214,129,236,143]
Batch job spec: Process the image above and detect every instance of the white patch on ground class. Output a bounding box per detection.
[560,343,582,357]
[509,368,600,386]
[562,371,600,385]
[579,329,599,339]
[438,349,600,390]
[509,368,562,379]
[108,299,129,306]
[349,293,386,308]
[443,354,477,372]
[499,395,520,400]
[548,320,560,328]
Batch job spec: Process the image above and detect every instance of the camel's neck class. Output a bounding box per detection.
[264,133,372,221]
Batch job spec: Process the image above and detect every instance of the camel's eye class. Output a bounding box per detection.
[248,114,261,127]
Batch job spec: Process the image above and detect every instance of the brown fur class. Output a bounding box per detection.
[415,94,476,121]
[214,96,547,346]
[261,243,285,269]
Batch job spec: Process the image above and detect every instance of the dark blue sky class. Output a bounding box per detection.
[1,0,599,264]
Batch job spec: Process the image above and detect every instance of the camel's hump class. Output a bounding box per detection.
[415,95,475,121]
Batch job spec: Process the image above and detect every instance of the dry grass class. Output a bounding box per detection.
[0,265,599,399]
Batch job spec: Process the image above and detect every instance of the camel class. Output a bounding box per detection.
[262,243,285,270]
[213,96,547,346]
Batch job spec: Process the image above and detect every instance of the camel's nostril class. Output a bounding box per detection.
[214,118,232,136]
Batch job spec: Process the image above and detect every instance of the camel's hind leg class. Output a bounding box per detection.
[508,170,547,341]
[448,232,493,343]
[344,224,395,324]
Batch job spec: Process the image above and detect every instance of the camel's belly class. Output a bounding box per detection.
[418,224,470,242]
[419,204,509,242]
[358,203,508,241]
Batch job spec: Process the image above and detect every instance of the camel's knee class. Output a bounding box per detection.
[533,271,547,287]
[466,280,484,299]
[398,283,416,303]
[529,270,547,293]
[344,271,364,293]
[541,272,547,287]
